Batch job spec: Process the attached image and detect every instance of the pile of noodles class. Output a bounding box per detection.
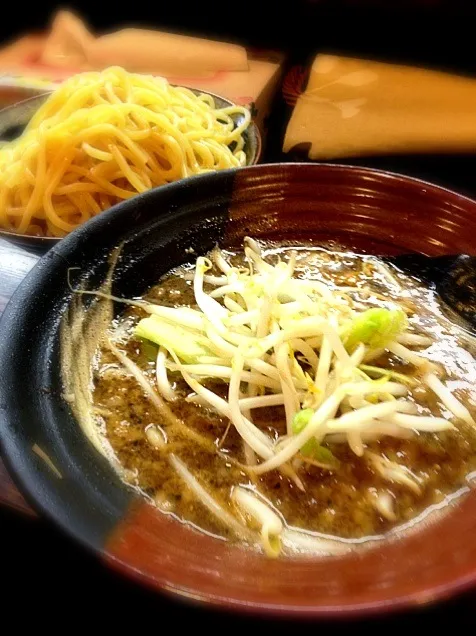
[0,66,250,237]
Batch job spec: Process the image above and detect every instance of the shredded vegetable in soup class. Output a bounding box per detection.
[89,240,476,556]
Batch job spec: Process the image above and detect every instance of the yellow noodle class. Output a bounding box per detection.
[82,143,113,162]
[0,66,250,237]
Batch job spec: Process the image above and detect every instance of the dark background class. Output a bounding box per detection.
[2,1,476,72]
[4,0,472,194]
[1,1,476,627]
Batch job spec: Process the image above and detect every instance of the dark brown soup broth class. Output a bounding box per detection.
[92,244,476,550]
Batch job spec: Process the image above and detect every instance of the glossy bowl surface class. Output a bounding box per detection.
[1,163,476,618]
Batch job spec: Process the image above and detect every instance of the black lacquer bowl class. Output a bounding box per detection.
[1,163,476,618]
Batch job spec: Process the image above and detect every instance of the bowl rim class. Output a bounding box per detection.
[1,162,476,618]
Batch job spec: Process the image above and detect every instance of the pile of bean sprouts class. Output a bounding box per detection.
[102,238,475,556]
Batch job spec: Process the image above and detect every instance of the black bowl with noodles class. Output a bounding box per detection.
[1,163,476,617]
[0,89,261,249]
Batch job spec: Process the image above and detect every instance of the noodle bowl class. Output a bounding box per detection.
[0,67,252,238]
